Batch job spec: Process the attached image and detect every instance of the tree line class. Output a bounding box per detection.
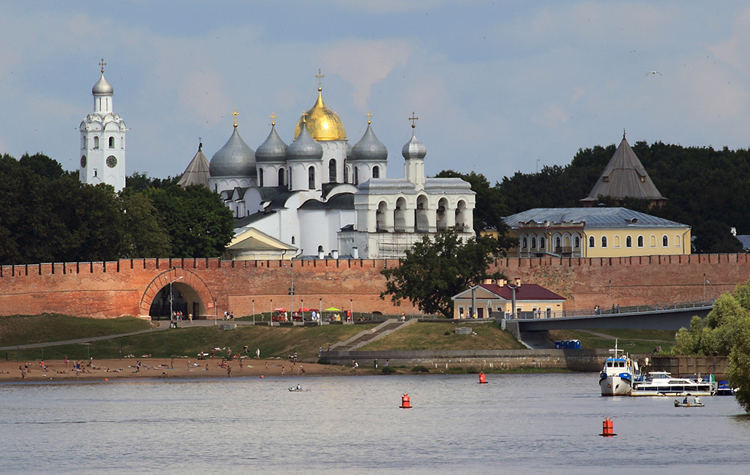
[0,154,233,266]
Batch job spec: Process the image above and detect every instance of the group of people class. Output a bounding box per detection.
[170,311,192,328]
[593,304,621,315]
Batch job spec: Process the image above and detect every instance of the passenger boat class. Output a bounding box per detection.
[631,372,715,397]
[599,340,639,396]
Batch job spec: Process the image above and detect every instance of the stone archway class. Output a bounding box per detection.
[139,267,215,319]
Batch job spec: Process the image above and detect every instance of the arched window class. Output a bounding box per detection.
[108,137,115,148]
[574,236,580,248]
[354,167,359,185]
[291,236,295,245]
[258,168,264,187]
[555,237,561,249]
[329,159,337,183]
[675,235,681,247]
[589,236,595,248]
[614,236,620,247]
[522,237,528,249]
[372,166,380,178]
[650,235,656,247]
[278,168,285,186]
[531,237,537,249]
[94,136,99,149]
[601,236,607,248]
[539,236,546,250]
[637,236,644,247]
[662,235,668,247]
[626,236,632,248]
[288,168,293,189]
[308,166,315,190]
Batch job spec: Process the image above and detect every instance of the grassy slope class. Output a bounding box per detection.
[548,329,677,354]
[0,314,153,347]
[361,322,526,351]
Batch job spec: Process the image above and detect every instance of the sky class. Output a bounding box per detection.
[1,1,749,185]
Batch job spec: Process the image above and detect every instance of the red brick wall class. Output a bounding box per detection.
[0,254,747,319]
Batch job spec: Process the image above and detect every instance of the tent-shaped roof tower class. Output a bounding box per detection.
[178,143,211,188]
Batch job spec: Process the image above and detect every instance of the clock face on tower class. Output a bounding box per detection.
[106,155,117,168]
[80,155,87,168]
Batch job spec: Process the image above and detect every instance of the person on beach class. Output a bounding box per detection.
[227,365,232,377]
[64,356,68,367]
[136,361,141,373]
[239,359,243,372]
[281,366,285,376]
[170,358,174,369]
[256,348,260,359]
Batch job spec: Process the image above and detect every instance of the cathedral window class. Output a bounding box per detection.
[531,237,537,249]
[574,236,580,248]
[373,166,380,178]
[662,235,668,247]
[329,159,337,183]
[589,236,595,248]
[601,236,607,248]
[278,168,285,186]
[308,166,316,190]
[109,137,115,148]
[94,136,99,149]
[259,168,264,187]
[675,235,681,247]
[637,236,644,248]
[522,237,527,249]
[539,236,546,249]
[354,167,359,185]
[555,237,561,249]
[291,236,295,245]
[626,236,632,248]
[288,168,293,189]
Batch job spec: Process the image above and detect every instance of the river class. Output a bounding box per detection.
[1,373,748,474]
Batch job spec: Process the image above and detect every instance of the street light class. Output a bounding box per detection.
[169,276,184,321]
[284,262,294,321]
[252,299,255,324]
[508,279,520,319]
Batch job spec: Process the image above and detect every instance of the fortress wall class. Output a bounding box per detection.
[0,254,748,319]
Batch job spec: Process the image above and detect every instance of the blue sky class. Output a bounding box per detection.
[1,1,749,184]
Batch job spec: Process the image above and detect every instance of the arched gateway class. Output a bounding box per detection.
[140,267,215,319]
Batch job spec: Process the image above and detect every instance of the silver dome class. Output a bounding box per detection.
[256,124,288,162]
[402,129,426,160]
[287,122,323,161]
[351,123,388,162]
[209,127,257,177]
[92,72,113,95]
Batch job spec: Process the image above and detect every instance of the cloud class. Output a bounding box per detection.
[322,39,412,110]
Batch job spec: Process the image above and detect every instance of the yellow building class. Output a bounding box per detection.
[451,279,565,319]
[503,207,691,258]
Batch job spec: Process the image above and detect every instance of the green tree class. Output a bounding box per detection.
[120,193,171,258]
[146,185,234,257]
[380,228,503,316]
[727,318,750,413]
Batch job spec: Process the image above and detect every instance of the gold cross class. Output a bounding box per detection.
[366,111,372,124]
[232,109,239,127]
[270,113,277,126]
[301,111,307,123]
[99,58,107,73]
[409,112,418,128]
[315,69,325,87]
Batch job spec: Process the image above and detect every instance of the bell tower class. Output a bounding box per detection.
[78,59,128,192]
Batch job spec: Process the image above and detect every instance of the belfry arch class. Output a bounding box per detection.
[140,267,215,319]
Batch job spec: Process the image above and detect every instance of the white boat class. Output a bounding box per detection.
[631,371,715,397]
[674,397,705,407]
[599,340,639,396]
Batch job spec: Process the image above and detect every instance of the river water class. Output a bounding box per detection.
[1,373,749,474]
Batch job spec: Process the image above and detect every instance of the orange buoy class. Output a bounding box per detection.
[105,378,108,381]
[260,375,264,378]
[400,393,412,409]
[479,373,487,384]
[600,417,616,437]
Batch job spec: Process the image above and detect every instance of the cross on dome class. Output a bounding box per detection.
[99,58,107,73]
[366,111,372,124]
[409,112,419,128]
[315,69,324,91]
[270,112,277,126]
[232,109,239,128]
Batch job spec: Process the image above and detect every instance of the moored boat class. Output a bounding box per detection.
[599,340,639,396]
[631,371,715,397]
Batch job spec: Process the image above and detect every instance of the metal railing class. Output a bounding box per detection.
[509,298,716,321]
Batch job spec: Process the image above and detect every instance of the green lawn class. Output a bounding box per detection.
[0,314,153,347]
[548,329,677,354]
[361,322,526,351]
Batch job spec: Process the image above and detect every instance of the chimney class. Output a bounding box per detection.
[352,246,359,259]
[332,250,339,259]
[483,279,493,285]
[515,278,521,287]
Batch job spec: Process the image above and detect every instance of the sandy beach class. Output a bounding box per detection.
[0,357,368,382]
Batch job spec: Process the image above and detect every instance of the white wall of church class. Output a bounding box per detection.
[321,141,347,183]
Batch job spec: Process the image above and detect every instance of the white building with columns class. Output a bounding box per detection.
[184,77,475,260]
[78,61,127,192]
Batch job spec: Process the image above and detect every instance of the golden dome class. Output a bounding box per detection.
[294,87,347,141]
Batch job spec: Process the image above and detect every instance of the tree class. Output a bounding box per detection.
[120,193,171,258]
[146,185,234,258]
[380,228,503,316]
[727,318,750,413]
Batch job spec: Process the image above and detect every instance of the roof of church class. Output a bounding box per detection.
[351,121,387,162]
[503,207,688,229]
[209,127,256,178]
[177,145,211,188]
[294,85,347,141]
[581,137,665,203]
[299,193,354,210]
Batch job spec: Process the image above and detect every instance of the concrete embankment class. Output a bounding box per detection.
[322,349,609,372]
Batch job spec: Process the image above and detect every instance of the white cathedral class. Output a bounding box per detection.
[77,64,475,259]
[179,78,476,260]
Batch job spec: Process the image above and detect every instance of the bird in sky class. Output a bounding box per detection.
[645,71,662,76]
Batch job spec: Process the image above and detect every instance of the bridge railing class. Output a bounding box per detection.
[509,298,716,321]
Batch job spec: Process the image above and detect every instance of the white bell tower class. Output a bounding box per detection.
[78,59,128,192]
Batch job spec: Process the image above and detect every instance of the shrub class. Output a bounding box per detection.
[411,365,430,373]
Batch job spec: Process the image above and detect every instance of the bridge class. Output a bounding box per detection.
[502,300,714,348]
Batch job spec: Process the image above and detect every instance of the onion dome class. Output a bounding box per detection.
[209,127,257,177]
[92,72,113,95]
[351,121,388,162]
[287,122,323,161]
[256,122,288,162]
[294,86,347,141]
[402,126,426,160]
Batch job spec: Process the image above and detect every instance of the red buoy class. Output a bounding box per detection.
[479,373,487,384]
[600,417,616,437]
[400,393,412,409]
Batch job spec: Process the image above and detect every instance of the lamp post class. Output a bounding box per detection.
[609,280,612,311]
[252,299,255,324]
[508,279,520,319]
[169,276,184,321]
[319,298,322,325]
[284,262,294,320]
[703,273,706,301]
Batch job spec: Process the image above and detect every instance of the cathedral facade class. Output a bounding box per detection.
[182,78,476,260]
